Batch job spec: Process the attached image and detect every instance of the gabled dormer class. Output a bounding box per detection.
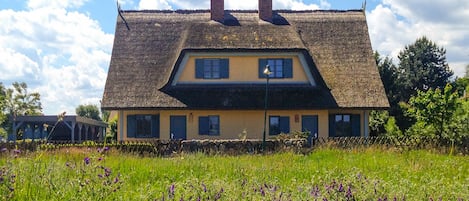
[171,52,317,87]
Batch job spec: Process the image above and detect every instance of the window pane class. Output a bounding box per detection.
[276,59,282,67]
[208,116,219,135]
[343,115,350,122]
[268,60,276,66]
[212,66,220,78]
[136,115,152,137]
[204,65,211,79]
[269,116,280,135]
[212,59,220,68]
[335,115,342,122]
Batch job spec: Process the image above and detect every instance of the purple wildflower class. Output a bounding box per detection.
[1,148,7,152]
[104,146,110,152]
[169,184,175,198]
[13,149,21,154]
[114,176,119,183]
[338,183,344,192]
[346,185,352,198]
[98,157,103,161]
[98,174,103,178]
[260,187,265,197]
[84,157,90,165]
[105,168,112,177]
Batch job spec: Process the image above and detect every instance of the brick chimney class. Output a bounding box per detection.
[211,0,224,22]
[259,0,272,22]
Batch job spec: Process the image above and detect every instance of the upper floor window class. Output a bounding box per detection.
[195,58,229,79]
[259,58,293,79]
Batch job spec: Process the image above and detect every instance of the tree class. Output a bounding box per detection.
[76,104,101,121]
[0,83,7,137]
[397,36,453,102]
[403,84,460,139]
[370,52,403,135]
[452,77,469,97]
[5,82,42,118]
[0,82,42,139]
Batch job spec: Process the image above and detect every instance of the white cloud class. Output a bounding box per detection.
[0,1,113,115]
[0,47,40,81]
[367,1,469,77]
[138,0,171,10]
[136,0,328,10]
[27,0,89,9]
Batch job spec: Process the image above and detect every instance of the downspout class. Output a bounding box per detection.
[119,111,124,142]
[364,110,369,138]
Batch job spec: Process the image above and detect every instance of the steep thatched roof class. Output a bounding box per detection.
[102,10,389,110]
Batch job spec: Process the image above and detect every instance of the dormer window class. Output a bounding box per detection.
[195,58,229,79]
[259,58,293,79]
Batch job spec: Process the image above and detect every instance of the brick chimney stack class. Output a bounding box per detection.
[211,0,224,22]
[259,0,272,22]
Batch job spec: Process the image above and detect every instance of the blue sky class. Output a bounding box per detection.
[0,0,468,115]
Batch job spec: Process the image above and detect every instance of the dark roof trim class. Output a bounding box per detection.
[119,9,364,14]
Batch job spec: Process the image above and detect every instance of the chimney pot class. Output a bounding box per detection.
[211,0,224,22]
[259,0,272,22]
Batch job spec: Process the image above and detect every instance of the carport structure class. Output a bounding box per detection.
[9,115,107,142]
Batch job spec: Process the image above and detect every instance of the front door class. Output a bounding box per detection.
[302,115,318,145]
[170,116,186,140]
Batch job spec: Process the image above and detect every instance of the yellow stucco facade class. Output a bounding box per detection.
[116,109,369,141]
[112,53,370,141]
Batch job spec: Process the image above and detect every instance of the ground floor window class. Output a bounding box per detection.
[269,116,290,135]
[199,115,220,135]
[329,114,360,137]
[127,115,160,138]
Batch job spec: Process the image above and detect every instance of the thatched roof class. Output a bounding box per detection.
[102,10,389,110]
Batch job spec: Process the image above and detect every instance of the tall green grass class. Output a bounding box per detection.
[0,147,467,200]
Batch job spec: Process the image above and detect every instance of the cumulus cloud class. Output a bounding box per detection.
[136,0,328,10]
[367,0,469,77]
[138,0,171,10]
[0,0,113,115]
[27,0,89,9]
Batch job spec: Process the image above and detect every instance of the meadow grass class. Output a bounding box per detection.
[0,147,468,200]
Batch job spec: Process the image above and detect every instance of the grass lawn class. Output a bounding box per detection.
[0,147,468,200]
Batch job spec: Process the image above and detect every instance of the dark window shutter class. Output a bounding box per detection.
[258,59,268,78]
[329,115,336,137]
[279,116,290,134]
[195,59,204,78]
[198,116,209,135]
[220,59,229,78]
[351,114,361,137]
[283,59,293,78]
[151,115,160,138]
[127,115,136,138]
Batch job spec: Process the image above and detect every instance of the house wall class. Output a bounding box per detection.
[177,55,309,84]
[117,109,368,141]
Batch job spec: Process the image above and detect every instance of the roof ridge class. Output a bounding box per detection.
[120,9,363,14]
